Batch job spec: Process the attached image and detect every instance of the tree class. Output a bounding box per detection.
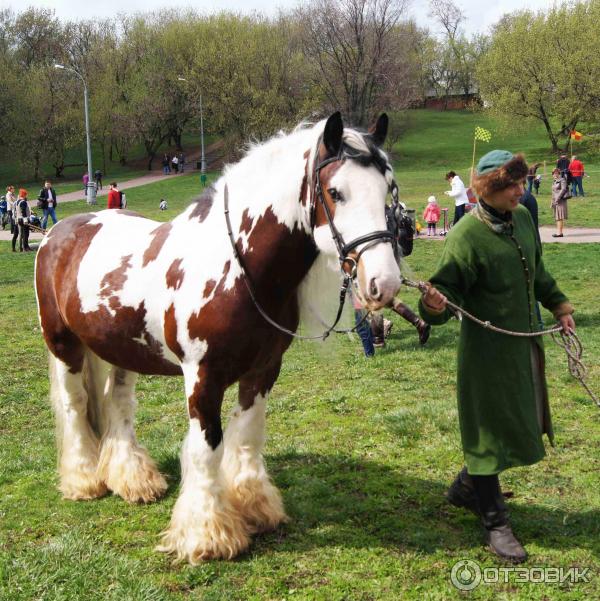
[477,1,600,152]
[296,0,418,126]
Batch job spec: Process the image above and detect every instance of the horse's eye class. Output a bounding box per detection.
[327,188,343,202]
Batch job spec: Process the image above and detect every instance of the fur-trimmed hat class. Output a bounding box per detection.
[471,150,528,198]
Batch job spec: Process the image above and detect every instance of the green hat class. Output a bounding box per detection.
[476,150,514,175]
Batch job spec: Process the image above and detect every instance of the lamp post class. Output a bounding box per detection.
[178,76,206,182]
[54,63,96,205]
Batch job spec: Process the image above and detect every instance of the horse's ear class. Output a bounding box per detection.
[323,111,343,156]
[369,113,388,147]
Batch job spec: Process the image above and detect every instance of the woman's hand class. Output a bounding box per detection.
[559,313,576,334]
[422,283,447,315]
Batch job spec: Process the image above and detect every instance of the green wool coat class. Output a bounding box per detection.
[418,205,569,475]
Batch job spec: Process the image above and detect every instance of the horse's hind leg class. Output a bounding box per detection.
[97,366,167,503]
[50,353,107,500]
[222,363,288,533]
[157,363,249,563]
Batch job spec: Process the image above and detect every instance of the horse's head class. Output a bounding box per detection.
[312,112,401,311]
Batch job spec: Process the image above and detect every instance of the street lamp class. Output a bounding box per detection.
[54,63,96,205]
[178,76,206,181]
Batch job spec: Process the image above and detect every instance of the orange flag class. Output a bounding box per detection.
[570,130,583,140]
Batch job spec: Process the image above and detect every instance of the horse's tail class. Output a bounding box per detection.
[49,348,112,455]
[81,349,112,438]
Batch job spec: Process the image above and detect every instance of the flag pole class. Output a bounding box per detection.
[471,134,477,183]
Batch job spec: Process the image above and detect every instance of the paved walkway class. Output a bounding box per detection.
[0,172,194,242]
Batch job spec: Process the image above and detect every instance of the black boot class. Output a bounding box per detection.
[472,474,527,564]
[446,467,479,515]
[416,320,431,346]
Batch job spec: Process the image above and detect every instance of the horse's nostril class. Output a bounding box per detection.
[369,278,382,300]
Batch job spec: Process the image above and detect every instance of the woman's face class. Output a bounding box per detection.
[485,180,525,213]
[553,171,560,179]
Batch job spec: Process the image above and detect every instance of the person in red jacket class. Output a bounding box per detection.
[568,155,585,197]
[107,182,121,209]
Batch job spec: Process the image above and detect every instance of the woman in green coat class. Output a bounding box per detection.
[419,150,575,563]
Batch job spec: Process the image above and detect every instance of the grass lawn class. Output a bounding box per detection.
[390,109,600,228]
[1,167,599,599]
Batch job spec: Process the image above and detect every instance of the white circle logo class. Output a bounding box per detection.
[451,559,482,591]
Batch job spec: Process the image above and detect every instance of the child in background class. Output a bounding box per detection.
[159,199,168,211]
[423,195,441,236]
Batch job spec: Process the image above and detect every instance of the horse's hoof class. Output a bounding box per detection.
[60,474,108,500]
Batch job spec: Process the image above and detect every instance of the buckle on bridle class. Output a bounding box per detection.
[341,256,358,279]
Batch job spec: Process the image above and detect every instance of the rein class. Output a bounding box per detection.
[401,277,599,408]
[222,138,396,341]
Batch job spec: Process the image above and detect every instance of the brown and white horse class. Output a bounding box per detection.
[34,112,401,563]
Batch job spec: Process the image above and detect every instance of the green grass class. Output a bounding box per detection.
[391,109,600,228]
[1,166,599,599]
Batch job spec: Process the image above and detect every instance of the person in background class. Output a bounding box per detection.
[162,154,171,175]
[420,149,575,564]
[5,185,16,234]
[179,152,185,173]
[159,199,168,211]
[551,168,569,238]
[352,291,374,357]
[13,188,32,252]
[83,172,89,192]
[568,155,585,197]
[0,194,7,230]
[423,195,441,236]
[533,173,542,194]
[107,182,121,209]
[444,171,469,226]
[94,169,103,191]
[525,162,542,193]
[37,180,58,230]
[171,154,179,174]
[556,154,570,185]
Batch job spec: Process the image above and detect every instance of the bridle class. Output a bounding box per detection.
[310,137,397,280]
[224,134,399,340]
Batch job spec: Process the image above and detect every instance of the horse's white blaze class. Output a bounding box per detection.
[329,161,401,308]
[222,394,287,532]
[156,419,250,563]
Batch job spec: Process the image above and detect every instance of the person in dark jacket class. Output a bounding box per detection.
[37,180,58,230]
[13,188,32,252]
[556,154,571,185]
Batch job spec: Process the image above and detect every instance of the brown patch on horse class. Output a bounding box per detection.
[313,159,342,228]
[166,259,185,290]
[189,186,215,222]
[186,208,317,389]
[187,366,225,449]
[36,215,102,372]
[143,223,172,267]
[164,303,184,360]
[300,149,310,206]
[239,209,253,235]
[203,279,217,298]
[100,255,133,299]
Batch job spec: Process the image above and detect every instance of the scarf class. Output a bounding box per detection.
[470,198,513,235]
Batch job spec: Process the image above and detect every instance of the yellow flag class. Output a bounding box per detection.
[474,127,492,142]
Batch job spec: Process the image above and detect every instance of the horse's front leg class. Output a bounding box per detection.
[157,364,249,563]
[222,362,288,533]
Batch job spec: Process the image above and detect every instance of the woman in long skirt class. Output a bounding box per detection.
[551,167,569,238]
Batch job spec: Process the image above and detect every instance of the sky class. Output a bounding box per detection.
[1,0,558,35]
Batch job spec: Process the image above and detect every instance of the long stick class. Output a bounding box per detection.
[471,135,477,182]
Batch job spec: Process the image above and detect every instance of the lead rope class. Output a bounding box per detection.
[401,277,599,408]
